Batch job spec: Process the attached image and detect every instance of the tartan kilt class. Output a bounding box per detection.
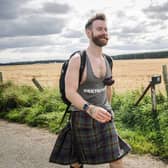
[49,110,131,165]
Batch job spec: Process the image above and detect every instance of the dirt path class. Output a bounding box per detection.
[0,119,167,168]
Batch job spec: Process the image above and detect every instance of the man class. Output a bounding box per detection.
[62,13,130,168]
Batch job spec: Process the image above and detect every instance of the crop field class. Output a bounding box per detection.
[0,58,168,93]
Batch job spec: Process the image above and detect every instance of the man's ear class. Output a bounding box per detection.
[85,28,91,38]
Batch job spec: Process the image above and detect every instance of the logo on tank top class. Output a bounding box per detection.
[83,87,106,94]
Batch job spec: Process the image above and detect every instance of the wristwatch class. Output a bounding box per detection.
[82,103,90,111]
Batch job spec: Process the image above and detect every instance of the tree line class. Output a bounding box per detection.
[0,50,168,66]
[112,50,168,60]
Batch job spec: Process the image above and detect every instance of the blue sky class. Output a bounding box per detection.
[0,0,168,63]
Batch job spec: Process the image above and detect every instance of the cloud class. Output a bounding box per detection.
[109,39,168,51]
[0,0,26,20]
[62,29,83,38]
[0,0,72,38]
[116,11,126,18]
[110,21,148,40]
[121,24,147,35]
[42,2,71,14]
[0,36,54,50]
[144,1,168,13]
[143,1,168,20]
[0,16,66,37]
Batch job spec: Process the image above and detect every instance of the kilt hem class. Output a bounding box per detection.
[49,148,131,165]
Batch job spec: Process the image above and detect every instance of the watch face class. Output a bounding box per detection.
[83,103,89,111]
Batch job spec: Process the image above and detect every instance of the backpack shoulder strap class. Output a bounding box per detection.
[103,53,113,70]
[79,50,86,84]
[103,54,115,86]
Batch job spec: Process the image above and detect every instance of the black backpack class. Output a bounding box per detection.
[59,50,113,125]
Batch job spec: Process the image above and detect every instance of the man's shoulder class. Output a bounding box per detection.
[70,52,81,60]
[68,52,81,67]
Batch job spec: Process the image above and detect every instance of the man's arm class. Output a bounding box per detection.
[65,54,87,110]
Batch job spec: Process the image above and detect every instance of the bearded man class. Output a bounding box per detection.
[50,13,131,168]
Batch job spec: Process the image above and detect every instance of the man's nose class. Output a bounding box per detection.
[102,29,108,35]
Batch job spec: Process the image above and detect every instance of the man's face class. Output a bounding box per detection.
[90,20,109,47]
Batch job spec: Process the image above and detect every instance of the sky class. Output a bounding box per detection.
[0,0,168,63]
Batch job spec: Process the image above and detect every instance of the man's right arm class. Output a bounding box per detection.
[65,53,87,110]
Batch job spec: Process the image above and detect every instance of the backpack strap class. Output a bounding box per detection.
[59,105,70,127]
[79,50,86,84]
[103,54,113,70]
[103,54,115,86]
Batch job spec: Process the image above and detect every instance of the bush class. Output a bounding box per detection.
[112,89,168,159]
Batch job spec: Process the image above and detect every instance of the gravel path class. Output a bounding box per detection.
[0,119,167,168]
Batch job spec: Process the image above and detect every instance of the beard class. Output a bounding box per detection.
[91,32,109,47]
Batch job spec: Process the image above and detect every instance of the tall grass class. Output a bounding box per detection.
[112,89,168,159]
[0,81,167,159]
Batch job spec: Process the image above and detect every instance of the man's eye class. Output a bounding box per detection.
[97,27,103,31]
[96,27,107,32]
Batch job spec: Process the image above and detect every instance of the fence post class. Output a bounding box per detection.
[151,84,157,114]
[0,72,3,83]
[162,65,168,97]
[32,77,44,92]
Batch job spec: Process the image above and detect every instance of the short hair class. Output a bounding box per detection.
[85,13,106,30]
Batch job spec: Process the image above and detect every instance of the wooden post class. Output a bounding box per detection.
[32,78,44,92]
[0,72,3,83]
[162,65,168,97]
[151,84,157,114]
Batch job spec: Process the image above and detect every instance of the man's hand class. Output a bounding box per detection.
[87,106,112,123]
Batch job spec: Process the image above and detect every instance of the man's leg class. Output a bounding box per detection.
[109,159,123,168]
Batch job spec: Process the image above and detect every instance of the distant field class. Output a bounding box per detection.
[0,58,168,93]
